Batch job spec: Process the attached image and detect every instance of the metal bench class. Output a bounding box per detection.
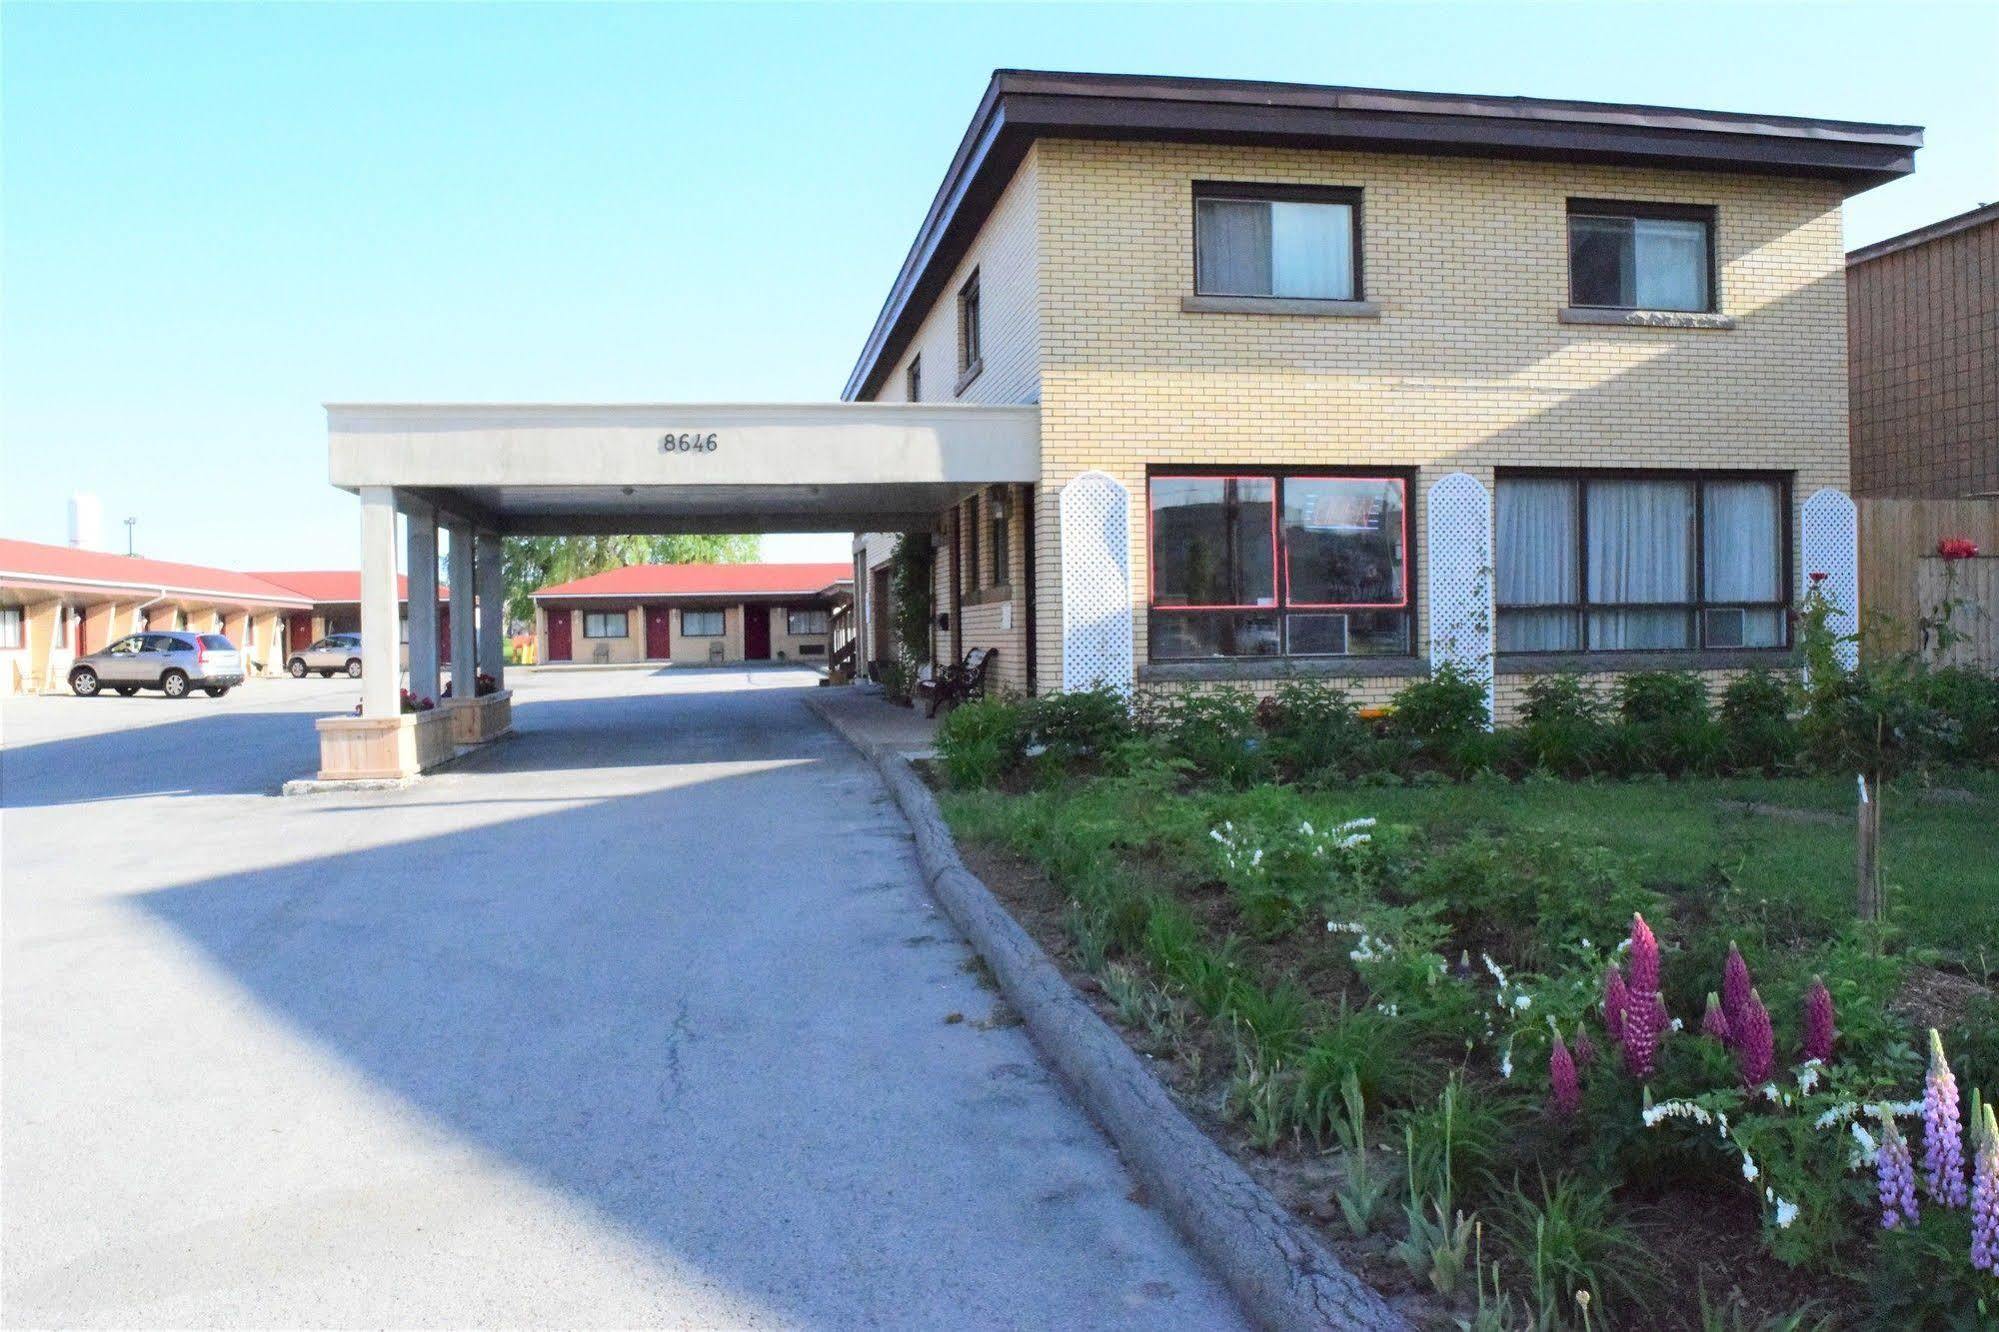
[915,647,996,718]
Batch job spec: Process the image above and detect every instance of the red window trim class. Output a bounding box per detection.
[1145,473,1280,611]
[1280,475,1410,610]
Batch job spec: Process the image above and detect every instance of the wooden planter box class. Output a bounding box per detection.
[448,689,513,746]
[314,707,458,781]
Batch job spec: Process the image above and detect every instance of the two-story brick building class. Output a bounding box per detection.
[316,72,1921,778]
[849,71,1920,716]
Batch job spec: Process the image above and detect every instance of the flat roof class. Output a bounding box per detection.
[1848,200,1999,266]
[844,69,1924,400]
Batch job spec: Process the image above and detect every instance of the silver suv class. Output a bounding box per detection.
[69,632,245,699]
[288,633,364,679]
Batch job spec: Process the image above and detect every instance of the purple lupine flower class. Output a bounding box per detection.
[1548,1030,1580,1119]
[1973,1100,1998,1272]
[1721,942,1754,1049]
[1628,914,1661,1000]
[1802,976,1837,1065]
[1922,1029,1968,1208]
[1603,965,1629,1045]
[1622,989,1666,1081]
[1701,991,1731,1043]
[1734,989,1774,1090]
[1877,1112,1920,1230]
[1572,1022,1598,1071]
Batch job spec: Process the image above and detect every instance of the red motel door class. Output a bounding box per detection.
[743,605,771,661]
[644,606,672,660]
[546,611,572,662]
[288,612,313,653]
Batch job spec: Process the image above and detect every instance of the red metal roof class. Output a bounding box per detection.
[251,570,435,604]
[0,538,313,606]
[535,562,853,599]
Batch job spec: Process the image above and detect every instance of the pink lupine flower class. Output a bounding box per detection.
[1701,991,1731,1043]
[1734,989,1774,1089]
[1972,1100,1998,1272]
[1628,914,1661,999]
[1603,965,1629,1045]
[1622,990,1666,1081]
[1572,1023,1599,1071]
[1923,1029,1968,1208]
[1877,1112,1920,1231]
[1721,942,1754,1049]
[1802,976,1837,1064]
[1549,1031,1580,1119]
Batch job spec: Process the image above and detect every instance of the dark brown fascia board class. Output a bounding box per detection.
[1847,200,1999,266]
[843,70,1923,401]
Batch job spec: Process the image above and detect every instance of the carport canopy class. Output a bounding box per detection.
[327,402,1040,719]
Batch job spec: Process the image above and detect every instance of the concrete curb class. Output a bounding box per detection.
[806,695,1407,1332]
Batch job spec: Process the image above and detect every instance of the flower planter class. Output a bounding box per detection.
[314,706,457,781]
[447,688,513,746]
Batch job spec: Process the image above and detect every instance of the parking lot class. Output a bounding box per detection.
[1,668,1240,1328]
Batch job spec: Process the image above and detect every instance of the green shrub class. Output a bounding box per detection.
[1408,832,1651,972]
[1492,1172,1662,1323]
[1386,664,1489,770]
[1613,671,1720,776]
[1617,670,1708,727]
[1517,673,1611,777]
[934,695,1026,789]
[1913,665,1999,768]
[1719,670,1799,773]
[1022,686,1134,766]
[1258,679,1373,782]
[1141,686,1270,787]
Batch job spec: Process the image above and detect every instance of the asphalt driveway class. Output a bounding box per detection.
[1,668,1243,1328]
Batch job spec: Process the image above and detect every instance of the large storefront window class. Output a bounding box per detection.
[1496,472,1788,654]
[1148,472,1409,661]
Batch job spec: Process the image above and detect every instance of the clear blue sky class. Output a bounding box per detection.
[4,2,1993,570]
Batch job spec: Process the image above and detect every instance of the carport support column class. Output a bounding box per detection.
[406,503,441,704]
[358,486,401,718]
[475,530,505,689]
[447,523,476,694]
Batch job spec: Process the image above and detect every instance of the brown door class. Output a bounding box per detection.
[644,605,672,660]
[545,610,572,662]
[74,607,89,656]
[743,604,771,660]
[288,612,313,654]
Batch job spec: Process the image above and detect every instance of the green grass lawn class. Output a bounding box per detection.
[1202,771,1999,967]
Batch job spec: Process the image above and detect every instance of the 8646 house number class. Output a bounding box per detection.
[660,432,719,453]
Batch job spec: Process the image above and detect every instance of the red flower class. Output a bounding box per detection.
[1735,989,1775,1089]
[1550,1031,1581,1119]
[1809,570,1828,584]
[1604,965,1629,1044]
[1803,976,1837,1064]
[1937,537,1980,562]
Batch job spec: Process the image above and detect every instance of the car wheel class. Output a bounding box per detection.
[203,685,231,697]
[161,669,189,698]
[115,685,139,696]
[70,667,99,697]
[289,658,308,678]
[346,658,363,678]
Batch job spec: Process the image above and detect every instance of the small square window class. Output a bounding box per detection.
[1194,184,1360,301]
[681,609,724,637]
[582,611,628,639]
[1568,201,1714,312]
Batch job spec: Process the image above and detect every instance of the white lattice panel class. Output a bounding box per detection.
[1060,471,1135,693]
[1427,472,1495,723]
[1801,487,1859,674]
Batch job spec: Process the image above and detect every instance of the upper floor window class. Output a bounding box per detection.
[906,356,921,402]
[956,271,982,388]
[1496,471,1787,654]
[1568,200,1714,312]
[1148,471,1409,661]
[1194,183,1360,301]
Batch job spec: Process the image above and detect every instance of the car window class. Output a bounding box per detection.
[149,635,185,653]
[199,635,232,650]
[108,636,142,655]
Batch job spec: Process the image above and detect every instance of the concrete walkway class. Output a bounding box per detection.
[2,669,1243,1328]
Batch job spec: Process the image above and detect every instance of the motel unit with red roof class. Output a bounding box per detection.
[531,563,851,666]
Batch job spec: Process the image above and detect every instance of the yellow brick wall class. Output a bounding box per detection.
[1030,138,1850,699]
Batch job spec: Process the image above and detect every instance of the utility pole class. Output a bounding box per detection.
[124,516,137,556]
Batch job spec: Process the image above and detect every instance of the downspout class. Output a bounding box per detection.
[1021,483,1037,694]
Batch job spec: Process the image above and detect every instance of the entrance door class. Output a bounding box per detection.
[546,610,572,662]
[742,605,771,660]
[288,612,313,656]
[644,605,673,660]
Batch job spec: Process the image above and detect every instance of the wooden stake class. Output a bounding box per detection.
[1856,772,1883,922]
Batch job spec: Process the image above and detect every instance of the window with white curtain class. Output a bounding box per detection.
[1,605,24,649]
[582,611,628,639]
[1496,473,1787,654]
[1195,184,1359,301]
[1568,201,1714,312]
[680,609,724,637]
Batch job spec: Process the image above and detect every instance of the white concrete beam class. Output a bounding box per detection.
[447,524,476,696]
[358,486,401,718]
[406,503,440,703]
[475,530,505,689]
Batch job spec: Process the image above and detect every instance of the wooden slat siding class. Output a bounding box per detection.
[1857,497,1999,656]
[1914,556,1999,669]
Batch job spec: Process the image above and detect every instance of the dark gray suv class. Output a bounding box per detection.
[69,633,246,699]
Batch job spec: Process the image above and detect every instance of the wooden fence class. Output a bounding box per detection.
[1857,496,1999,662]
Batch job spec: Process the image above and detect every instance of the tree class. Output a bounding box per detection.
[502,534,759,624]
